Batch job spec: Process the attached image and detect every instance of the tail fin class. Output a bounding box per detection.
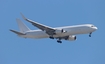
[16,19,30,33]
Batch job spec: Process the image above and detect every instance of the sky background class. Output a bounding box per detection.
[0,0,105,64]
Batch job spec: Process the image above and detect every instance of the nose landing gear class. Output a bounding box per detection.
[89,32,92,37]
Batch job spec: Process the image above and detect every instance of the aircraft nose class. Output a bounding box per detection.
[95,27,98,30]
[93,27,98,30]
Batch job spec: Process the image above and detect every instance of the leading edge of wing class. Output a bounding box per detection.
[20,13,54,31]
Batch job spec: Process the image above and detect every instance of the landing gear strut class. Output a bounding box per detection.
[89,32,92,37]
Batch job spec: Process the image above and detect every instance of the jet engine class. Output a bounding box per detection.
[66,35,76,41]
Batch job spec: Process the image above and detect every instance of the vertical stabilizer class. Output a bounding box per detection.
[16,19,30,33]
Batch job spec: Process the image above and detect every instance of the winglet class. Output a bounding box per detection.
[20,13,27,20]
[20,13,34,23]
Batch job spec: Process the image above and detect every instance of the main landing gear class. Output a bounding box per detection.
[57,38,62,43]
[49,35,54,39]
[57,40,62,43]
[49,36,54,39]
[89,32,92,37]
[49,35,62,43]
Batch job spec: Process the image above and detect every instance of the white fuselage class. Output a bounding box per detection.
[19,24,97,39]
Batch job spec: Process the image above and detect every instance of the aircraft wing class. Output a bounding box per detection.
[21,13,55,33]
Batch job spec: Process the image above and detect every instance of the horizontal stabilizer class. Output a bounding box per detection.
[10,29,26,35]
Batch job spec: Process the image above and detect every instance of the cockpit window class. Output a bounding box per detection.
[91,25,94,27]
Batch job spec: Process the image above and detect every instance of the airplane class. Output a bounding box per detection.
[10,13,98,43]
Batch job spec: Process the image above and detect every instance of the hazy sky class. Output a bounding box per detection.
[0,0,105,64]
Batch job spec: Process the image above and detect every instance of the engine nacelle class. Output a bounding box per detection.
[66,35,76,41]
[55,29,66,34]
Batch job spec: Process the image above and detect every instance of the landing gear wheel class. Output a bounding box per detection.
[57,40,62,43]
[89,32,92,37]
[89,34,91,37]
[49,36,54,39]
